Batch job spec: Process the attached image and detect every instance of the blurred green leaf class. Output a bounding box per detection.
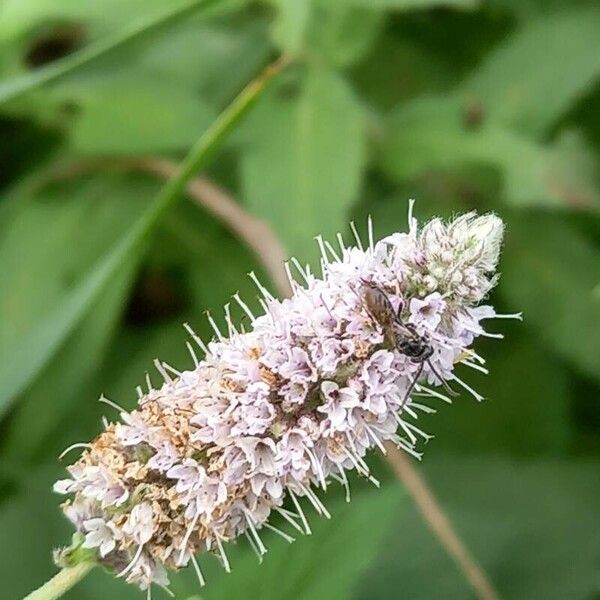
[458,6,600,136]
[0,56,284,415]
[0,0,217,105]
[357,456,600,600]
[380,96,600,208]
[346,0,478,9]
[242,66,365,259]
[501,211,600,383]
[57,76,215,154]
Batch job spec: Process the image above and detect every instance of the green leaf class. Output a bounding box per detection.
[242,66,365,260]
[501,211,600,383]
[458,6,600,136]
[357,456,600,599]
[345,0,478,9]
[0,0,219,105]
[57,76,215,154]
[380,96,600,209]
[0,56,287,416]
[0,174,150,414]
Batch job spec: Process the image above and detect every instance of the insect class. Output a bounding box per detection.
[361,282,458,407]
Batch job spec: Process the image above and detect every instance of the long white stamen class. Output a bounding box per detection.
[461,360,489,375]
[99,395,127,415]
[367,215,374,251]
[305,446,327,490]
[368,475,381,488]
[224,303,238,337]
[349,221,364,251]
[415,384,452,404]
[289,490,311,535]
[394,414,417,445]
[364,424,387,455]
[336,232,346,254]
[410,402,437,415]
[451,374,485,401]
[244,511,267,555]
[315,235,330,265]
[346,434,370,473]
[206,312,224,342]
[324,240,340,262]
[179,512,200,563]
[190,554,206,587]
[338,466,351,502]
[162,362,181,378]
[290,257,310,285]
[159,585,175,598]
[263,522,295,543]
[214,532,231,573]
[183,323,210,356]
[491,312,523,320]
[186,342,199,367]
[145,372,153,391]
[248,271,274,301]
[233,293,255,322]
[154,359,172,383]
[300,483,331,519]
[283,262,297,292]
[58,443,91,460]
[244,529,263,563]
[118,543,144,577]
[274,507,305,535]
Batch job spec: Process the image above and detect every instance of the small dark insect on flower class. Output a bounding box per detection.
[361,281,457,406]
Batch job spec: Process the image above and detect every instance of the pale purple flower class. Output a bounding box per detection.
[54,208,518,593]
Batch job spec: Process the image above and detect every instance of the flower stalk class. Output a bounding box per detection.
[52,205,516,595]
[23,563,94,600]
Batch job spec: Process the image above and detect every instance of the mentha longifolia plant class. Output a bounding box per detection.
[54,205,520,595]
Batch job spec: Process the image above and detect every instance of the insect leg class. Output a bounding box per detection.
[426,359,459,397]
[400,362,424,409]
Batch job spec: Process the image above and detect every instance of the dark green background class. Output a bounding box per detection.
[1,0,599,598]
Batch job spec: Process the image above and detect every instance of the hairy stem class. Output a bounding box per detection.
[23,563,94,600]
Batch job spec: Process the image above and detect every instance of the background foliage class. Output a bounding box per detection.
[1,0,599,598]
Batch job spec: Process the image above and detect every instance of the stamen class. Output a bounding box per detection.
[244,511,267,555]
[244,529,263,563]
[349,220,364,251]
[190,554,206,587]
[299,483,331,519]
[153,359,172,383]
[461,360,489,375]
[233,293,255,322]
[314,235,330,265]
[214,532,231,573]
[338,466,351,502]
[290,257,310,285]
[118,543,144,577]
[263,522,295,543]
[206,312,224,342]
[224,303,238,337]
[58,443,91,460]
[284,262,297,292]
[367,215,374,251]
[248,271,274,301]
[99,395,127,414]
[179,511,200,563]
[491,312,523,320]
[410,402,437,415]
[305,446,327,490]
[364,424,387,455]
[274,507,305,535]
[324,240,340,262]
[162,362,181,377]
[145,372,153,392]
[186,342,199,367]
[451,375,485,402]
[183,322,210,356]
[336,232,346,254]
[289,490,311,535]
[415,384,452,404]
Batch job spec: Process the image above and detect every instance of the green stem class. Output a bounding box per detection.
[23,563,95,600]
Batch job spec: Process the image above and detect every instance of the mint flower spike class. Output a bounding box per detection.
[54,205,520,595]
